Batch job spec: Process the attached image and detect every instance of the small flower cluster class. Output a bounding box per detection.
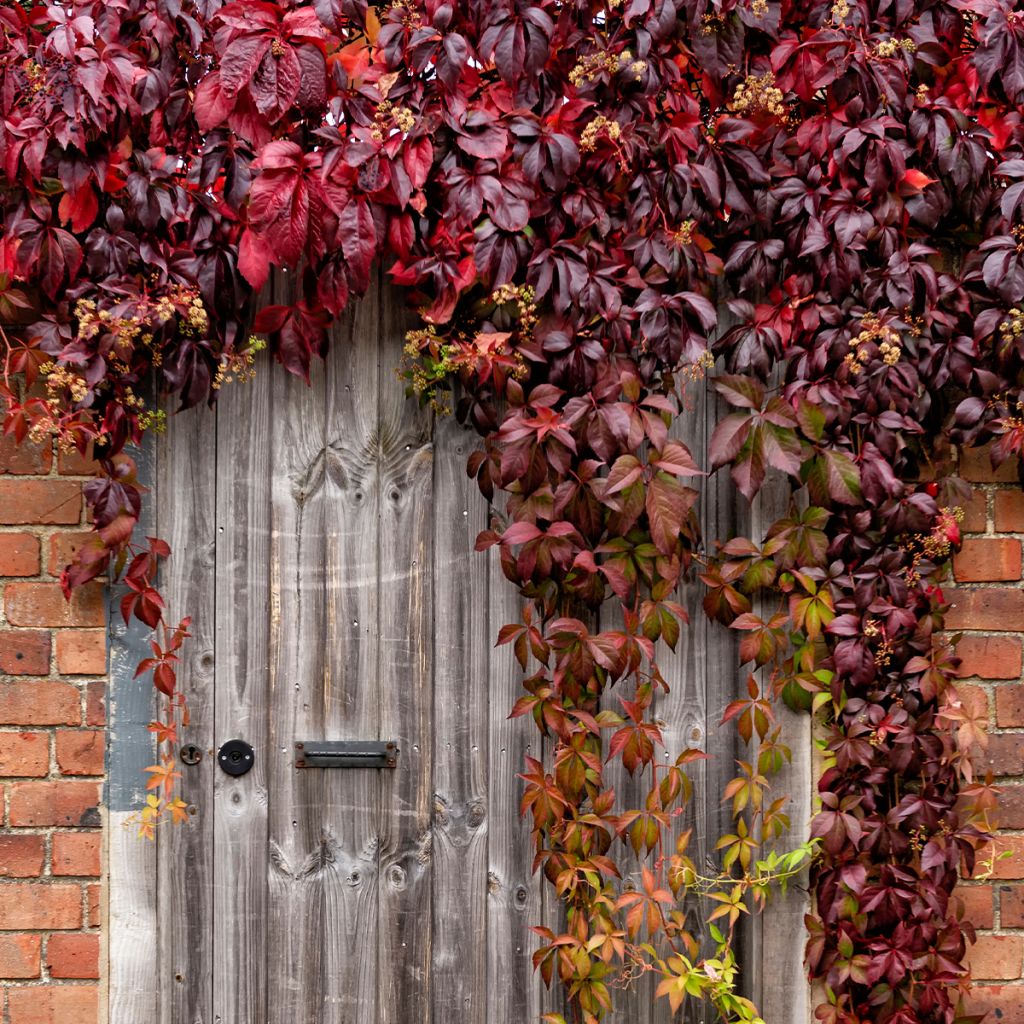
[579,114,622,153]
[843,313,902,375]
[729,72,785,117]
[569,48,647,86]
[371,100,415,142]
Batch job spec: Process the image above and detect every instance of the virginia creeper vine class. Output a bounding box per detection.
[0,1,1016,1021]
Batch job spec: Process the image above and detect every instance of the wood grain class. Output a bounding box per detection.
[155,400,216,1024]
[376,277,435,1024]
[321,272,384,1022]
[212,335,273,1024]
[431,411,489,1022]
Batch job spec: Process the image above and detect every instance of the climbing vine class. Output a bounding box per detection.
[0,0,1016,1021]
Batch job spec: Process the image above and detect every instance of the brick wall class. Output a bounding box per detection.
[954,446,1024,1018]
[0,393,104,1024]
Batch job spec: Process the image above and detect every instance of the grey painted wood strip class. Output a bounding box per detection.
[108,431,159,1024]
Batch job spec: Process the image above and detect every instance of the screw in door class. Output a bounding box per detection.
[217,739,255,777]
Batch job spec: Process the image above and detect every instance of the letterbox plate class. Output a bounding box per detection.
[295,740,397,769]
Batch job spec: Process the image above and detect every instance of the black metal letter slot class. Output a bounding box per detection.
[295,740,398,769]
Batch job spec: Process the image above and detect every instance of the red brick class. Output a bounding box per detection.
[1002,885,1024,927]
[962,445,1021,483]
[956,884,995,929]
[998,687,1024,727]
[45,933,98,979]
[997,490,1024,532]
[946,588,1024,630]
[47,531,97,576]
[0,480,80,525]
[55,730,103,776]
[976,733,1024,777]
[0,835,44,877]
[959,635,1023,679]
[0,682,79,726]
[86,882,100,927]
[8,781,100,827]
[962,490,989,533]
[0,882,82,929]
[0,732,48,777]
[8,984,98,1024]
[0,533,40,576]
[954,538,1023,582]
[0,435,52,475]
[967,934,1024,980]
[987,835,1024,880]
[85,681,105,727]
[0,935,40,979]
[998,786,1024,829]
[52,832,100,877]
[4,581,104,627]
[54,630,105,675]
[57,443,99,476]
[0,631,51,675]
[967,985,1024,1024]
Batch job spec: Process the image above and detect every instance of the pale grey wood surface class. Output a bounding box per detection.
[213,325,273,1024]
[136,274,811,1024]
[156,400,217,1024]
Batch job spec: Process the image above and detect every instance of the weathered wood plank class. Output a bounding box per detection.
[212,341,273,1024]
[431,412,489,1023]
[486,542,545,1024]
[320,273,384,1022]
[156,401,216,1024]
[264,327,331,1022]
[376,283,434,1024]
[652,381,715,1024]
[752,468,811,1024]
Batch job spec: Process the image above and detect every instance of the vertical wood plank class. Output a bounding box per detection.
[212,344,273,1024]
[156,401,217,1024]
[320,274,384,1022]
[376,282,434,1024]
[751,470,811,1024]
[653,382,715,1024]
[486,543,545,1024]
[431,413,489,1023]
[264,324,330,1022]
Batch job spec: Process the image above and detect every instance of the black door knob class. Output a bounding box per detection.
[217,739,254,777]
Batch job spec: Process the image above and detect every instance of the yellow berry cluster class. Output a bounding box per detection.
[384,0,422,29]
[22,59,45,94]
[751,0,768,17]
[874,38,916,58]
[371,100,415,142]
[673,220,696,246]
[491,282,538,336]
[212,337,266,390]
[568,48,647,87]
[842,313,902,376]
[580,115,622,153]
[40,362,89,404]
[680,350,716,383]
[832,0,850,24]
[729,72,785,118]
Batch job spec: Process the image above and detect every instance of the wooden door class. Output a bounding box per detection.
[106,273,810,1024]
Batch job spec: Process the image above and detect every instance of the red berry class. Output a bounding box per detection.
[925,482,939,497]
